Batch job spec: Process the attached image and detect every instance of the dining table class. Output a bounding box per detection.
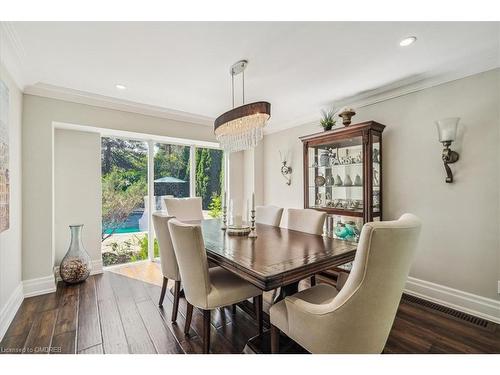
[199,218,357,353]
[201,218,357,300]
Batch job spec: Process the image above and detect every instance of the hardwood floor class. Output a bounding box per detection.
[1,263,499,354]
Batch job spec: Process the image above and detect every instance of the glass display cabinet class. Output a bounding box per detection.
[300,121,386,243]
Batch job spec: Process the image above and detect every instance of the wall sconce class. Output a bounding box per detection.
[436,117,460,183]
[279,150,292,185]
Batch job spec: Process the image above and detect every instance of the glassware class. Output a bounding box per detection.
[354,174,362,186]
[60,224,92,284]
[334,174,343,186]
[319,150,329,167]
[344,174,353,186]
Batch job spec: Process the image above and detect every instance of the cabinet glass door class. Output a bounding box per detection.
[308,136,364,243]
[308,136,364,212]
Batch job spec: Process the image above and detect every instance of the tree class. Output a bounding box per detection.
[101,138,147,175]
[154,144,190,182]
[208,192,222,218]
[101,168,146,241]
[195,148,223,209]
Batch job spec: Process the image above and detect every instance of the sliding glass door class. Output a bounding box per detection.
[150,142,192,260]
[100,136,223,266]
[101,137,149,267]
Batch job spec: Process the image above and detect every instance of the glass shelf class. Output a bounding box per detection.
[309,162,379,169]
[310,185,362,188]
[311,206,364,212]
[309,185,380,189]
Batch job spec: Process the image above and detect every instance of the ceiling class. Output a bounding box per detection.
[3,22,500,132]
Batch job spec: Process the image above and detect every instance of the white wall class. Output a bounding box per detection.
[22,94,217,290]
[240,143,265,221]
[263,69,500,302]
[54,129,101,270]
[0,63,23,339]
[228,151,244,216]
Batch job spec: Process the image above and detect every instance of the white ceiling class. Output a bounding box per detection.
[3,22,500,132]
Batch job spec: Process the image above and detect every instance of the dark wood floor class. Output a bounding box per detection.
[1,270,499,354]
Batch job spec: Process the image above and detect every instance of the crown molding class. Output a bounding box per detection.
[265,52,500,135]
[0,22,29,89]
[24,83,215,126]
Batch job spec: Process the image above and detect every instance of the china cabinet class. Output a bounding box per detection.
[299,121,386,243]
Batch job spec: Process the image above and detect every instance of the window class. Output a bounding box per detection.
[100,134,223,266]
[195,147,224,219]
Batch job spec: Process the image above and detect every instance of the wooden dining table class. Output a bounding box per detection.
[200,219,357,299]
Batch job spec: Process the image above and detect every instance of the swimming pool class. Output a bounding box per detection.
[104,210,143,234]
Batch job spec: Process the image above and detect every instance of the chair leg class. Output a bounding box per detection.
[159,277,168,306]
[171,280,181,322]
[271,324,280,354]
[202,309,211,354]
[253,295,263,334]
[310,275,316,287]
[232,304,237,315]
[184,302,193,335]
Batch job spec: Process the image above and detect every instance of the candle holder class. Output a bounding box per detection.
[221,204,228,230]
[248,209,257,238]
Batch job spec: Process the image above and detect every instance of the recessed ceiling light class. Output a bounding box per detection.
[115,84,127,90]
[399,36,417,47]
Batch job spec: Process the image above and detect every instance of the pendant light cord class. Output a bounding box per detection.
[242,70,245,105]
[231,70,235,109]
[230,62,245,109]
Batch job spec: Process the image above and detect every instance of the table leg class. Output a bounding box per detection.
[273,281,299,303]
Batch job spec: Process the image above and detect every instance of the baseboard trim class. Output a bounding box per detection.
[53,258,103,282]
[405,277,500,324]
[0,282,24,341]
[23,275,57,298]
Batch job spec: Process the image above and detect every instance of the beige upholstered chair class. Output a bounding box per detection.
[256,205,284,226]
[152,212,182,322]
[164,197,203,221]
[168,219,263,353]
[286,208,326,235]
[270,214,422,354]
[286,208,326,285]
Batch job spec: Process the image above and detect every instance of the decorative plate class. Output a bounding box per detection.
[314,175,326,186]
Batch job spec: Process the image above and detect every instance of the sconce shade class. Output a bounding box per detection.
[436,117,460,143]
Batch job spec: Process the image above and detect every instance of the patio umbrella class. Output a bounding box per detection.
[154,176,187,183]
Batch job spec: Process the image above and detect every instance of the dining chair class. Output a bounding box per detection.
[164,197,204,221]
[168,219,263,353]
[255,205,284,226]
[269,213,422,354]
[286,208,326,235]
[152,212,181,322]
[286,208,326,286]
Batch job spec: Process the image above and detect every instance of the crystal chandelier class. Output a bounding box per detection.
[214,60,271,153]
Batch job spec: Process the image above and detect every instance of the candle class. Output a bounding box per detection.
[234,215,242,227]
[252,192,255,211]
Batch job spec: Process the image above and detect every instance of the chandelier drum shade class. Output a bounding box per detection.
[214,102,271,153]
[214,60,271,153]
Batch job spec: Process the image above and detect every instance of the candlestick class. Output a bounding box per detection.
[221,197,227,230]
[248,209,257,238]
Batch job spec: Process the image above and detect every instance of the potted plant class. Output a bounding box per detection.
[320,108,336,131]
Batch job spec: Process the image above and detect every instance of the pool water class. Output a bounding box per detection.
[104,210,143,234]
